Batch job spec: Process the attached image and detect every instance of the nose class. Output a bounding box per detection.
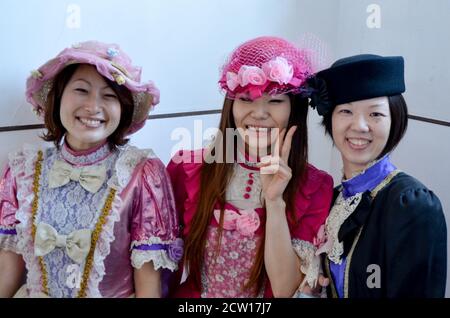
[83,92,102,114]
[250,102,269,120]
[350,114,370,132]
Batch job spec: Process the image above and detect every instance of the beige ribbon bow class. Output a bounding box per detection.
[34,222,92,264]
[48,160,107,193]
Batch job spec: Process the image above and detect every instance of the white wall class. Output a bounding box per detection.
[0,0,448,296]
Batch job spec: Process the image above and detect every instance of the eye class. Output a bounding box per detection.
[238,97,252,102]
[370,112,386,117]
[74,88,88,94]
[269,99,284,104]
[104,93,118,99]
[338,109,352,115]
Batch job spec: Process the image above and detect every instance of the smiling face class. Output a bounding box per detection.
[232,93,291,158]
[331,96,391,177]
[60,64,122,151]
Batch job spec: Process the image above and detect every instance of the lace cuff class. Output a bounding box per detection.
[0,226,19,253]
[131,237,183,271]
[292,239,321,289]
[131,249,178,271]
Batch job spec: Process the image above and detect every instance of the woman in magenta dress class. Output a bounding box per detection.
[167,36,333,298]
[0,41,181,297]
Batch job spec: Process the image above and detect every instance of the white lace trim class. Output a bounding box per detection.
[85,145,154,297]
[0,233,19,253]
[324,192,362,264]
[8,144,46,296]
[292,239,321,289]
[107,145,155,190]
[130,236,179,271]
[131,249,178,271]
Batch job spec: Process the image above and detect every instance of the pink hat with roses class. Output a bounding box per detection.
[219,36,314,100]
[26,41,160,134]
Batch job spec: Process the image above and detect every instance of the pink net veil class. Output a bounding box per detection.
[218,35,332,100]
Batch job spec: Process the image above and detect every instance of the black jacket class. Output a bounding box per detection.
[324,172,447,298]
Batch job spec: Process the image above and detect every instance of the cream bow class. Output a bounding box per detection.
[34,222,92,264]
[48,160,106,193]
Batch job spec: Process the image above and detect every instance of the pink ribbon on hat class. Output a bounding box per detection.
[213,208,260,237]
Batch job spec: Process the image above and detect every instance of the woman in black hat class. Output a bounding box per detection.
[308,54,447,298]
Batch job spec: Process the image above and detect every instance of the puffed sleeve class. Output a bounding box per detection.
[166,150,189,221]
[291,165,334,289]
[130,158,182,272]
[384,186,446,297]
[0,164,20,253]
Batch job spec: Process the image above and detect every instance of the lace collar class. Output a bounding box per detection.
[60,141,112,166]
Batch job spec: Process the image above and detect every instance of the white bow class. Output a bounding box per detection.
[48,160,107,193]
[34,222,92,264]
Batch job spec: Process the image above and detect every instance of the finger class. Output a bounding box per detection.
[276,165,292,180]
[281,126,297,162]
[273,128,286,158]
[260,163,280,175]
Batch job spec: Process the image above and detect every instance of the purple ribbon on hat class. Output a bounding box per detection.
[133,238,184,263]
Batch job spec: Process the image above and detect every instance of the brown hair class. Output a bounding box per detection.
[183,94,309,295]
[321,94,408,158]
[41,63,134,150]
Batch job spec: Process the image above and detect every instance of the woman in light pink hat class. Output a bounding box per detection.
[0,41,182,298]
[167,36,333,298]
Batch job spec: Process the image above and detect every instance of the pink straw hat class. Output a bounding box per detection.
[219,36,314,100]
[26,41,160,134]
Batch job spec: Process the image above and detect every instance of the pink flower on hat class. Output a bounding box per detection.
[226,72,240,91]
[238,66,267,87]
[262,57,294,85]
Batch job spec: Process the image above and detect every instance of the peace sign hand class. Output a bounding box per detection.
[256,126,297,202]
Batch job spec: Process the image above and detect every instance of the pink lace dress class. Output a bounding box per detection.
[167,149,333,298]
[0,142,181,297]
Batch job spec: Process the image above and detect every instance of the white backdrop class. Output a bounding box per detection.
[0,0,448,296]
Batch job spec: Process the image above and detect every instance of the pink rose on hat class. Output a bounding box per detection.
[238,66,267,87]
[262,56,294,85]
[226,72,240,91]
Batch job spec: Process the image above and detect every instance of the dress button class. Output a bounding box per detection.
[247,179,254,185]
[243,193,250,199]
[249,173,254,178]
[245,186,252,192]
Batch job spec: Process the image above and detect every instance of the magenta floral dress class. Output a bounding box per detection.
[167,149,333,298]
[0,142,182,297]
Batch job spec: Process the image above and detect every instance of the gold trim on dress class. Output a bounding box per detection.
[30,150,117,298]
[77,188,117,298]
[31,150,49,295]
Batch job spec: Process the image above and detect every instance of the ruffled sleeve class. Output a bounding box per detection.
[130,157,182,272]
[0,164,20,253]
[290,164,333,289]
[384,183,446,297]
[166,149,203,237]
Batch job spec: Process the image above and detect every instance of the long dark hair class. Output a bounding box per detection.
[183,94,309,294]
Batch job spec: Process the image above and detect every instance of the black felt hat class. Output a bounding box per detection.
[308,54,405,116]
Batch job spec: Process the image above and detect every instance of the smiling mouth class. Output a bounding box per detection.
[346,138,372,149]
[245,125,274,133]
[76,117,106,128]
